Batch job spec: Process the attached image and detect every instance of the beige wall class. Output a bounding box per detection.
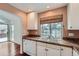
[39,6,67,37]
[0,4,67,37]
[0,3,27,35]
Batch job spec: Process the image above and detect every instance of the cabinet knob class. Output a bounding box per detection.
[70,26,72,28]
[61,48,63,51]
[45,49,48,51]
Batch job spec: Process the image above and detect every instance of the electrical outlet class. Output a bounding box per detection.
[69,33,74,37]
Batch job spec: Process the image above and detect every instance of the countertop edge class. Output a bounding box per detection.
[22,37,79,48]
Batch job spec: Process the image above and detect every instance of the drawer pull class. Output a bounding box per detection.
[61,48,63,51]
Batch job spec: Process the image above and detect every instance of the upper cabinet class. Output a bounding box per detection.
[67,4,79,30]
[27,12,38,30]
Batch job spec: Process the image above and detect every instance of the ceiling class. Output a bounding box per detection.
[10,3,67,13]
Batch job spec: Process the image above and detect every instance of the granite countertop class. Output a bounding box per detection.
[23,36,79,48]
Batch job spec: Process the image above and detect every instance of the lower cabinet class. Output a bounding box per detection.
[37,42,61,56]
[60,46,72,56]
[23,39,73,56]
[37,42,73,56]
[46,44,60,56]
[23,39,36,56]
[37,42,46,56]
[46,48,60,56]
[37,45,46,56]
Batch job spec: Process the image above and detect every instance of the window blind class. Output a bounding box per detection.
[40,15,63,24]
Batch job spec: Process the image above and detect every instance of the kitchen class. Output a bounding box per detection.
[0,3,79,56]
[21,3,79,56]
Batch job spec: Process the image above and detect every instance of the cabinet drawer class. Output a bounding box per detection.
[47,44,60,50]
[37,42,46,47]
[60,46,72,56]
[60,46,72,51]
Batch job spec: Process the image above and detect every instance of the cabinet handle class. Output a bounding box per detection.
[63,25,64,27]
[61,48,63,51]
[45,49,48,51]
[70,26,72,28]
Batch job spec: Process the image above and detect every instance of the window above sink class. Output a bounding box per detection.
[40,22,63,40]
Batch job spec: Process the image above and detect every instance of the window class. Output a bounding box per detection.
[50,22,63,39]
[41,22,63,40]
[0,24,8,42]
[41,24,50,38]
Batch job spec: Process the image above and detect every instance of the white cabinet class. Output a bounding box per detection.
[37,42,46,56]
[37,45,46,56]
[37,42,60,56]
[23,39,36,56]
[23,40,27,53]
[60,46,72,56]
[47,48,60,56]
[67,4,79,30]
[27,12,38,30]
[37,42,72,56]
[23,40,73,56]
[46,44,60,56]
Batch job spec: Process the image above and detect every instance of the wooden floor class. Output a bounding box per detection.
[17,52,30,56]
[0,42,28,56]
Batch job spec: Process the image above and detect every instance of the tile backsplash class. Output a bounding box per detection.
[68,33,74,37]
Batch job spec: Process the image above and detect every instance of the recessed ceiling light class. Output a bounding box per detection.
[46,6,50,8]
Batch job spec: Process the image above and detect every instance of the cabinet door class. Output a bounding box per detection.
[47,48,60,56]
[67,4,79,30]
[37,42,46,56]
[47,44,60,56]
[23,39,27,53]
[27,12,38,30]
[23,39,36,56]
[37,45,46,56]
[60,46,72,56]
